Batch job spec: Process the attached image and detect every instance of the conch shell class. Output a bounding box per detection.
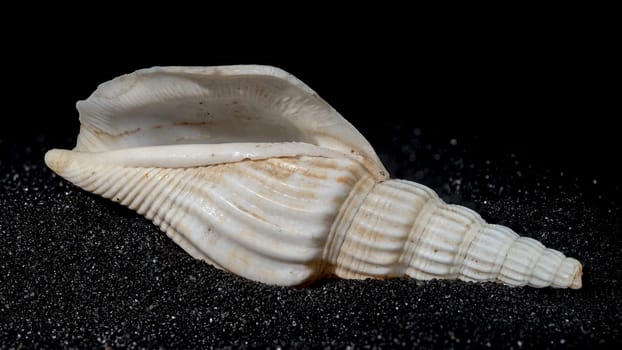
[45,66,583,288]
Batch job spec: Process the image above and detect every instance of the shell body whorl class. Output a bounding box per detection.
[45,65,583,289]
[49,152,370,286]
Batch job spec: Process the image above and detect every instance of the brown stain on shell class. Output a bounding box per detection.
[86,124,142,138]
[172,121,211,127]
[246,158,296,181]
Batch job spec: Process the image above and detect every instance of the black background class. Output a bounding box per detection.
[4,22,618,184]
[1,13,620,349]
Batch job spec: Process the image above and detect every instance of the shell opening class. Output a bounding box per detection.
[75,75,313,152]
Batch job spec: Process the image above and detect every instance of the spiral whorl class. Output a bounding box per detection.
[331,179,582,289]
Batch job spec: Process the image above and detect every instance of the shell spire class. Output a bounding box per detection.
[328,180,582,289]
[45,65,583,289]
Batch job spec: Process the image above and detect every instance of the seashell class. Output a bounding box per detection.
[45,65,583,289]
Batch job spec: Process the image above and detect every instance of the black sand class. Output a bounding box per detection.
[1,123,620,349]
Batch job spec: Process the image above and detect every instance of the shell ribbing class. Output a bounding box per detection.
[51,153,370,286]
[333,179,582,288]
[48,148,581,288]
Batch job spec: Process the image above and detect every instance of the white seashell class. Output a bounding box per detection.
[45,65,583,289]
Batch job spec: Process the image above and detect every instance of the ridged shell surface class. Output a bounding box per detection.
[44,65,583,289]
[331,180,581,288]
[49,152,369,286]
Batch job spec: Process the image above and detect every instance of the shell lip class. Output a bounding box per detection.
[86,65,317,101]
[47,142,361,172]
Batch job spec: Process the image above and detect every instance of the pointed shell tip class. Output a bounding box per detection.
[570,263,583,289]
